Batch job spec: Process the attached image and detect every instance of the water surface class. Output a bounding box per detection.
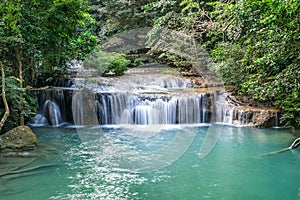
[1,125,299,200]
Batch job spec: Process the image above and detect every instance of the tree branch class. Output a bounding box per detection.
[0,62,10,132]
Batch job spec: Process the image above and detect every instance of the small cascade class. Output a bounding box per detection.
[29,114,48,126]
[29,89,74,126]
[177,94,209,124]
[43,100,62,126]
[29,98,62,126]
[212,91,234,124]
[274,112,280,128]
[94,93,210,125]
[72,91,84,125]
[228,106,279,127]
[233,109,252,126]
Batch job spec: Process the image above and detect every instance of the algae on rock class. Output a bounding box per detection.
[0,126,37,151]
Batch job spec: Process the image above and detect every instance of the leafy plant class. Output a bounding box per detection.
[0,76,37,133]
[0,0,97,130]
[208,0,300,127]
[84,48,130,76]
[107,55,130,76]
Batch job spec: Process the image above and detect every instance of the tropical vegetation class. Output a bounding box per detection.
[0,0,97,132]
[93,0,300,127]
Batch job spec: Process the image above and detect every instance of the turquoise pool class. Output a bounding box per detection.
[1,125,299,200]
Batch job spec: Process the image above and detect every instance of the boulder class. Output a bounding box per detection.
[0,126,37,151]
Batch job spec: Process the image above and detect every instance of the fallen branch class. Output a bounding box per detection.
[261,137,300,157]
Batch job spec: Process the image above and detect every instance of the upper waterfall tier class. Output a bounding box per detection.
[73,65,196,93]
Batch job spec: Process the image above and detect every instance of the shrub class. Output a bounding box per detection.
[83,47,130,76]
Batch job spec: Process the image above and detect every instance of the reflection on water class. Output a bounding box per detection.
[0,125,300,200]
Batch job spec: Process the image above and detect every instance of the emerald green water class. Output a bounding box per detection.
[1,125,300,200]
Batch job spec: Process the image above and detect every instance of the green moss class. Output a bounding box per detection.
[0,126,37,151]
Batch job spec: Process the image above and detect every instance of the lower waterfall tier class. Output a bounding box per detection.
[29,89,279,127]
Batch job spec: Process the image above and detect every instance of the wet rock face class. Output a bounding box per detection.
[232,107,279,127]
[0,126,37,151]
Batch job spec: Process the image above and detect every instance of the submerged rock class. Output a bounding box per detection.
[0,126,37,151]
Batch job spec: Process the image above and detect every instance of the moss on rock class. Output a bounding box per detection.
[0,126,37,151]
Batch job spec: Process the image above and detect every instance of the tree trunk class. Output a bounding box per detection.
[16,47,24,126]
[0,62,10,132]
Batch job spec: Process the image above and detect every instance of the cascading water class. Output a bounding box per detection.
[212,90,234,124]
[29,90,61,126]
[93,93,209,125]
[30,85,217,126]
[30,88,222,126]
[72,91,84,125]
[43,100,62,125]
[29,81,75,126]
[29,65,277,127]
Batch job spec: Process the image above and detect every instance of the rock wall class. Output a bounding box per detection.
[231,107,279,127]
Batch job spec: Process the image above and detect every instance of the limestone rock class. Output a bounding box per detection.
[232,107,279,127]
[0,126,37,151]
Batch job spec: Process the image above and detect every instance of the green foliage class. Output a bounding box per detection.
[84,48,110,73]
[0,0,97,85]
[153,11,185,31]
[180,0,199,13]
[0,76,37,133]
[155,52,192,71]
[107,56,130,76]
[26,0,97,73]
[145,1,182,29]
[128,56,148,68]
[208,0,300,127]
[0,0,22,59]
[125,52,158,68]
[0,0,97,129]
[84,48,130,76]
[210,42,246,86]
[0,0,97,83]
[91,0,158,41]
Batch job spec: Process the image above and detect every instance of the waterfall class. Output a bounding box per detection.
[30,89,214,126]
[212,91,234,124]
[177,94,208,124]
[274,112,280,128]
[29,114,48,126]
[29,87,279,127]
[42,100,62,126]
[28,63,279,127]
[29,89,72,126]
[72,91,84,125]
[92,93,210,125]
